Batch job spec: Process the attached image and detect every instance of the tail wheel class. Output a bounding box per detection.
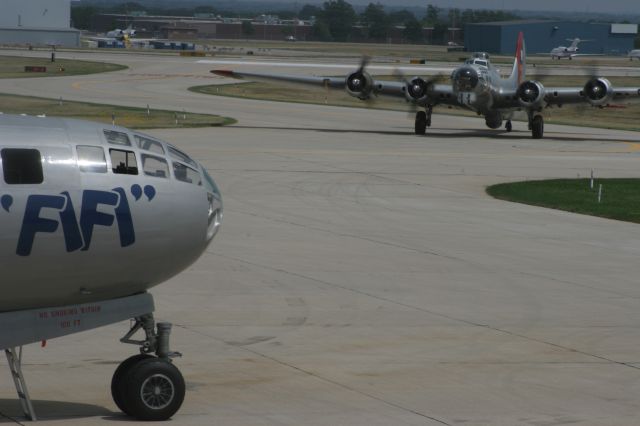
[531,115,544,139]
[505,121,512,132]
[124,358,186,421]
[415,111,427,135]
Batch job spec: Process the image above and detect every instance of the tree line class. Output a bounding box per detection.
[72,1,521,44]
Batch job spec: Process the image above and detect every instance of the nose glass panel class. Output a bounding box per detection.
[454,68,479,91]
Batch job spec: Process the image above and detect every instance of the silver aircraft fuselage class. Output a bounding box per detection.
[0,115,222,312]
[449,54,518,116]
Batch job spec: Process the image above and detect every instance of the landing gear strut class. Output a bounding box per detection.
[112,314,185,421]
[414,105,432,135]
[527,111,544,139]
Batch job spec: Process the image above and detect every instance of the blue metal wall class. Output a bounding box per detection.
[464,21,636,55]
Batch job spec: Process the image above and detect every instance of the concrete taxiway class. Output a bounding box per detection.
[1,51,640,425]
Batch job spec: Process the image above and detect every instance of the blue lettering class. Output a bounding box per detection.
[79,190,118,251]
[59,192,83,253]
[112,187,135,247]
[14,186,152,255]
[17,195,66,256]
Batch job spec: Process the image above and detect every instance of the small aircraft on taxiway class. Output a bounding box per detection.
[0,114,222,421]
[213,32,640,139]
[549,38,596,59]
[106,24,137,41]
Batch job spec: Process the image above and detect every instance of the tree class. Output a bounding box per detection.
[389,10,415,25]
[267,10,297,20]
[448,8,461,27]
[321,0,356,42]
[71,5,97,30]
[431,21,448,44]
[362,3,390,42]
[460,9,475,27]
[299,4,322,20]
[241,20,255,39]
[194,6,217,14]
[425,4,440,25]
[403,17,424,44]
[108,2,146,14]
[312,20,332,41]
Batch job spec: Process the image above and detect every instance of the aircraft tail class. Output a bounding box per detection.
[568,38,580,49]
[508,32,526,85]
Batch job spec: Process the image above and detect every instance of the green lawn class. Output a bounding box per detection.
[487,179,640,223]
[0,55,127,78]
[0,93,235,129]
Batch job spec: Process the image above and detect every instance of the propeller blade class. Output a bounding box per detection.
[358,55,371,73]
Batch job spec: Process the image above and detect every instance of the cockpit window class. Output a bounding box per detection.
[142,154,169,178]
[173,162,201,185]
[134,135,165,154]
[104,130,131,146]
[77,145,107,173]
[110,149,138,175]
[475,60,487,67]
[1,148,43,184]
[168,146,197,168]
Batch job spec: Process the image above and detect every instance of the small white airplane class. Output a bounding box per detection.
[629,49,640,60]
[106,24,137,41]
[550,38,595,59]
[0,114,223,421]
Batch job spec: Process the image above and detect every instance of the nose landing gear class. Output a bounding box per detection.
[112,314,185,421]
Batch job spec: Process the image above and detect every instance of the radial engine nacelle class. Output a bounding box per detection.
[346,70,375,100]
[405,77,432,104]
[517,80,546,108]
[583,77,613,106]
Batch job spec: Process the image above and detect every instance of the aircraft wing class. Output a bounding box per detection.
[213,70,347,89]
[510,78,640,109]
[426,83,457,106]
[212,69,407,96]
[569,54,605,58]
[546,85,640,106]
[212,69,462,108]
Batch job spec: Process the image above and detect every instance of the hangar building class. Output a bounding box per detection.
[464,20,637,56]
[0,0,79,47]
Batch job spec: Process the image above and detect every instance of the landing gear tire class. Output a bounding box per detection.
[112,354,153,415]
[531,115,544,139]
[415,111,427,135]
[121,357,186,421]
[505,120,512,132]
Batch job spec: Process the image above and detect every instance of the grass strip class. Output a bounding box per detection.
[0,93,235,129]
[0,55,127,78]
[487,178,640,223]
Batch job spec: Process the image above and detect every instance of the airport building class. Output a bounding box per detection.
[464,20,637,55]
[0,0,80,47]
[94,14,434,44]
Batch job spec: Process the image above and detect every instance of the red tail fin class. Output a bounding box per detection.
[509,32,526,85]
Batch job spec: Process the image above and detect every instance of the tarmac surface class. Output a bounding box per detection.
[1,50,640,425]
